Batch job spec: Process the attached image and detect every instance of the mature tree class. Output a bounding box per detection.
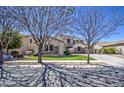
[0,7,19,78]
[0,7,18,64]
[12,6,74,63]
[6,34,22,55]
[74,7,124,64]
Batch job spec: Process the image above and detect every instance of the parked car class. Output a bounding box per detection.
[3,54,13,61]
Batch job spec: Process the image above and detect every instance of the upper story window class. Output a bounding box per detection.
[49,44,54,51]
[74,40,82,43]
[80,40,84,44]
[67,39,71,44]
[30,39,32,44]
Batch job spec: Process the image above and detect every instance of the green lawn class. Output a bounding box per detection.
[24,55,95,60]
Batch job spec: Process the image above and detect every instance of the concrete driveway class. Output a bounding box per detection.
[83,54,124,67]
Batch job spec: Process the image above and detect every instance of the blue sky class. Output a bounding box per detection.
[102,26,124,42]
[21,6,124,42]
[77,6,124,42]
[100,6,124,42]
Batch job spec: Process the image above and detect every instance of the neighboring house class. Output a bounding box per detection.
[93,44,103,54]
[98,40,124,55]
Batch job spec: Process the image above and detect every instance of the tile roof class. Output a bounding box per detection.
[98,40,124,47]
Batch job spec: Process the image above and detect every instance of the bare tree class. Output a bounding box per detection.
[1,7,124,87]
[74,7,124,64]
[12,6,74,63]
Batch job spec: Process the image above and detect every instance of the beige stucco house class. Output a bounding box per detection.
[98,40,124,55]
[9,34,87,55]
[9,35,65,56]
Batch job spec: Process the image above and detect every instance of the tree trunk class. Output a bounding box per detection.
[7,48,9,55]
[38,45,42,63]
[87,45,90,64]
[0,45,4,78]
[0,48,4,64]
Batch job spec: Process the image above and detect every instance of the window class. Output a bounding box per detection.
[77,46,81,51]
[67,39,70,44]
[73,40,75,44]
[80,40,83,43]
[30,39,32,44]
[77,40,79,43]
[49,44,53,51]
[45,45,48,51]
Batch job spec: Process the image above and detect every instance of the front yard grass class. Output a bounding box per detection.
[24,55,95,60]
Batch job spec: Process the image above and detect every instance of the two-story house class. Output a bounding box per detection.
[9,35,65,56]
[9,34,95,56]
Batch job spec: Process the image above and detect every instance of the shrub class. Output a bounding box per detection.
[17,55,24,58]
[33,54,38,56]
[11,51,19,57]
[64,50,71,56]
[101,47,116,54]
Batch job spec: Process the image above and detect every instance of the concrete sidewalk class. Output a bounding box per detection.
[5,60,104,65]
